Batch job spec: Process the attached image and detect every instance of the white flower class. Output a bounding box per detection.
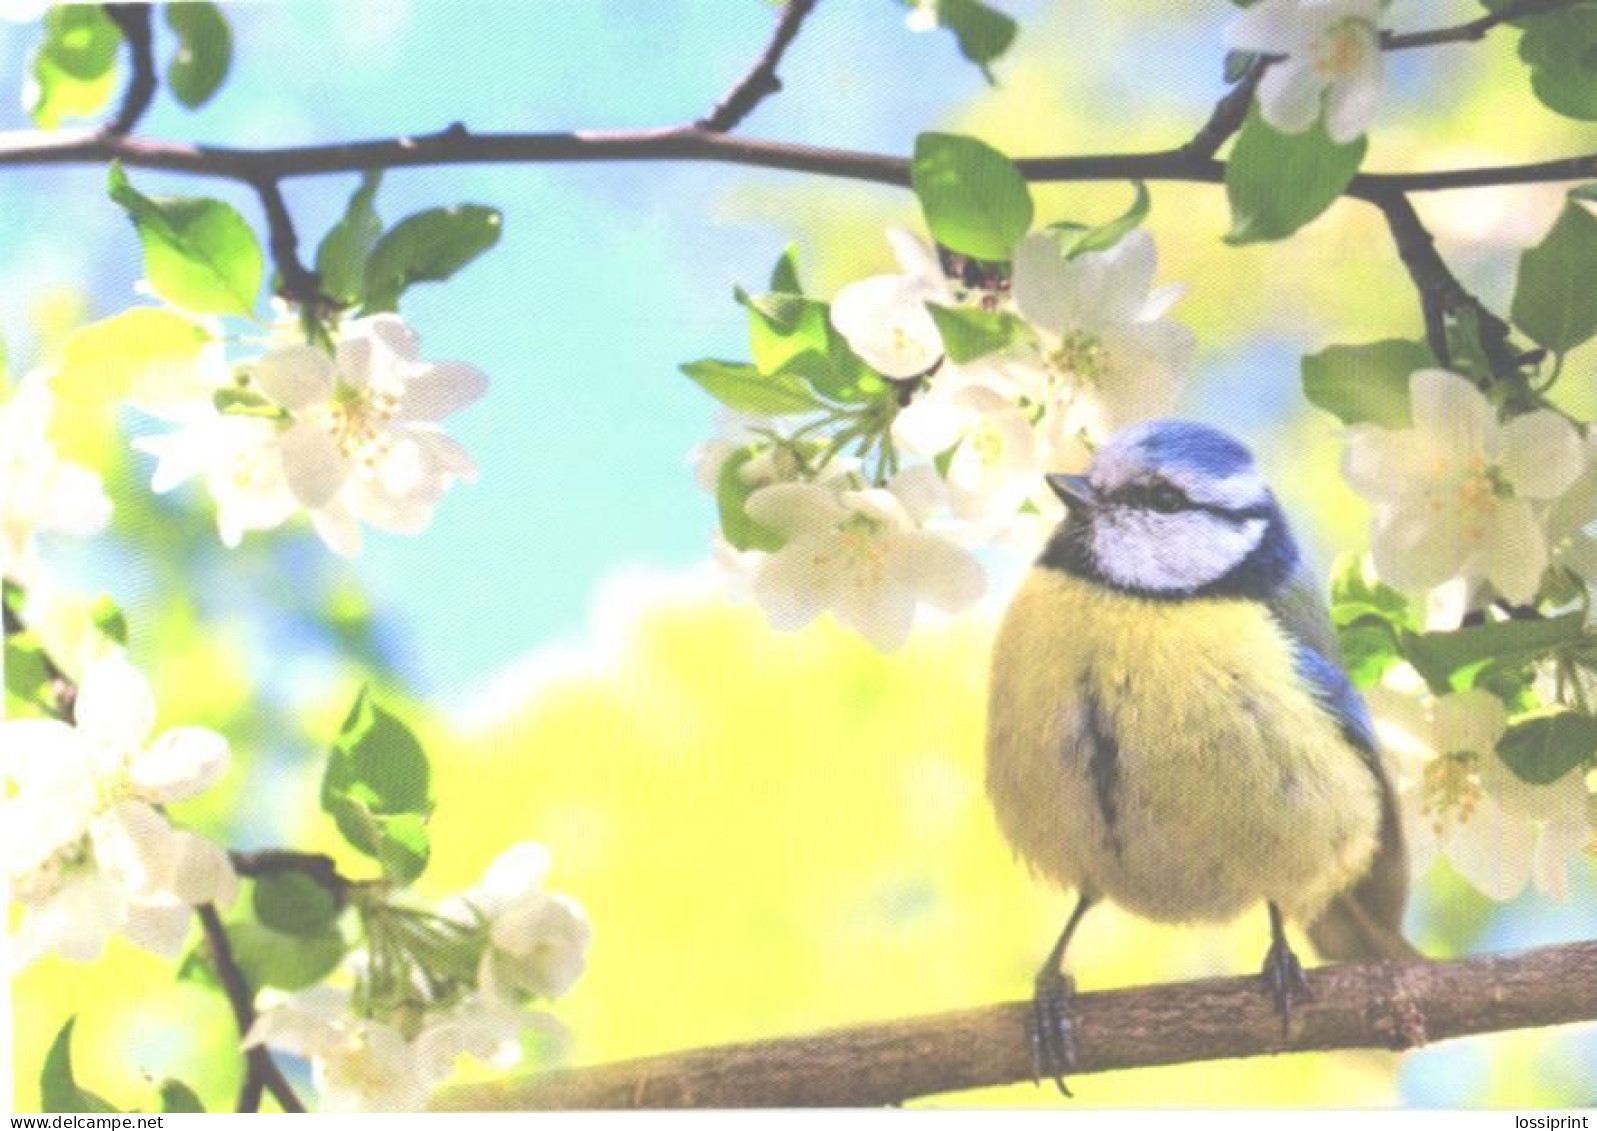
[1342,369,1584,604]
[829,229,953,378]
[1371,684,1587,902]
[450,842,594,1007]
[247,986,532,1112]
[745,476,985,651]
[135,410,299,549]
[894,369,1040,522]
[250,314,486,555]
[0,370,112,579]
[0,0,51,21]
[904,0,938,33]
[1009,229,1193,470]
[1227,0,1386,144]
[2,656,236,968]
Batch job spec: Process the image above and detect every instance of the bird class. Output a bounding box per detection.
[985,419,1417,1092]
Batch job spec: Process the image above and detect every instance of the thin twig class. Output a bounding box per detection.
[249,176,326,312]
[1381,0,1578,51]
[435,939,1597,1110]
[101,4,157,136]
[1181,55,1269,161]
[231,849,352,899]
[698,0,820,133]
[1361,187,1522,379]
[197,904,308,1114]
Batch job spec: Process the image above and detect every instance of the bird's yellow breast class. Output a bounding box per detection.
[986,569,1381,924]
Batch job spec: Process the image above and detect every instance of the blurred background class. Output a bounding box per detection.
[3,0,1593,1110]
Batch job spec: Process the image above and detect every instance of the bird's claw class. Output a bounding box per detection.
[1260,937,1311,1037]
[1028,966,1078,1097]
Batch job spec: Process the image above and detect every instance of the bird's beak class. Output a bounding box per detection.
[1046,473,1098,514]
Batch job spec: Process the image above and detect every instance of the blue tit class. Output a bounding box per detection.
[985,419,1415,1091]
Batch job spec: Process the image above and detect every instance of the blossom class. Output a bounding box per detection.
[249,314,486,555]
[451,842,594,1006]
[0,370,112,578]
[246,987,526,1113]
[135,410,300,549]
[1370,684,1587,901]
[1342,369,1584,604]
[829,229,955,378]
[745,476,985,651]
[1009,229,1193,468]
[1227,0,1386,144]
[893,368,1040,521]
[2,655,236,968]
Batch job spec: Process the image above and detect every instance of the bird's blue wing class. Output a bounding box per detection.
[1268,566,1415,960]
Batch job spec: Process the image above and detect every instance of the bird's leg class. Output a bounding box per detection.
[1260,900,1312,1036]
[1029,893,1094,1096]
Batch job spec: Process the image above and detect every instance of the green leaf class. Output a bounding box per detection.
[107,163,264,316]
[40,1019,119,1114]
[1329,552,1419,630]
[159,1080,206,1114]
[252,871,342,937]
[88,593,127,646]
[769,243,802,294]
[911,132,1034,262]
[321,688,433,884]
[925,304,1027,362]
[739,293,877,402]
[27,6,121,128]
[372,810,430,884]
[361,204,502,314]
[225,920,346,991]
[1338,624,1404,687]
[1511,197,1597,352]
[1518,4,1597,121]
[716,445,785,552]
[1572,183,1597,202]
[213,386,287,419]
[1496,708,1597,784]
[165,3,232,109]
[317,171,384,307]
[1224,108,1367,245]
[926,0,1018,81]
[1301,340,1431,427]
[1061,181,1150,259]
[680,359,821,414]
[5,633,54,713]
[1401,611,1587,693]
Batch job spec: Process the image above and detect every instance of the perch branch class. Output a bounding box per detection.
[435,940,1597,1110]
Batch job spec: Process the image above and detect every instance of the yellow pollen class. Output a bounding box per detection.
[1420,752,1484,836]
[1312,21,1368,79]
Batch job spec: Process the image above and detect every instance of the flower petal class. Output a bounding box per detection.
[1257,60,1325,136]
[829,275,942,378]
[123,900,194,956]
[1093,229,1158,327]
[1481,498,1548,605]
[253,345,334,410]
[280,420,348,508]
[752,536,839,630]
[1441,794,1533,902]
[131,726,230,803]
[745,482,845,540]
[89,800,178,896]
[1225,0,1313,53]
[398,360,489,421]
[166,830,240,906]
[1324,50,1383,143]
[885,532,986,613]
[1431,690,1507,757]
[1410,369,1493,459]
[75,654,157,750]
[467,842,552,919]
[1011,233,1096,334]
[832,573,916,652]
[1498,410,1584,499]
[1369,495,1470,592]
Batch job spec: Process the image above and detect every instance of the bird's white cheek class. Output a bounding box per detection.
[1093,513,1267,592]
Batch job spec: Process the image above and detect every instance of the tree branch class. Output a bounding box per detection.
[1381,0,1579,52]
[1360,187,1523,379]
[1181,55,1269,161]
[196,904,307,1114]
[249,175,325,312]
[231,848,351,899]
[697,0,820,133]
[434,940,1597,1110]
[101,4,156,137]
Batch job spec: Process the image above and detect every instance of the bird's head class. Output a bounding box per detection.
[1042,420,1299,598]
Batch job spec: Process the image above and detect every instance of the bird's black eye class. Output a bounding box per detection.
[1117,482,1188,513]
[1147,484,1187,513]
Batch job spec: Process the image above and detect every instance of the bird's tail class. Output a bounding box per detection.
[1307,784,1424,963]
